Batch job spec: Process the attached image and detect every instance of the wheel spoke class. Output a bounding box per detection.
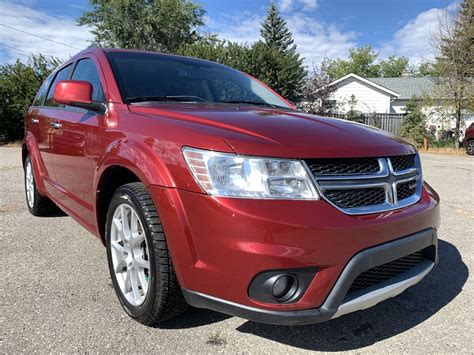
[112,217,123,234]
[111,240,124,254]
[135,257,149,270]
[137,270,149,295]
[114,258,126,274]
[121,206,131,241]
[129,268,141,302]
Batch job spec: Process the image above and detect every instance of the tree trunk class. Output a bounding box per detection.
[454,106,461,149]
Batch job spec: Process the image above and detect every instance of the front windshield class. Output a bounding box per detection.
[105,51,292,109]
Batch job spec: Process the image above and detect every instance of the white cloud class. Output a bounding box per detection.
[278,0,318,12]
[206,12,263,44]
[300,0,318,10]
[279,0,294,12]
[380,5,456,63]
[0,1,93,63]
[207,10,356,68]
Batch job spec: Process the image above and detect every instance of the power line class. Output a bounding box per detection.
[0,43,31,57]
[0,23,82,50]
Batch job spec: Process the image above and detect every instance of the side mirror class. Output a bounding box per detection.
[53,80,105,113]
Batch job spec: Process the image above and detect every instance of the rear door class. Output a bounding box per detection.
[50,57,105,222]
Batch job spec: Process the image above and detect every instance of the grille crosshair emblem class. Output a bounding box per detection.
[305,155,423,215]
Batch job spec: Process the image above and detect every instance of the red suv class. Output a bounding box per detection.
[23,48,440,326]
[464,123,474,155]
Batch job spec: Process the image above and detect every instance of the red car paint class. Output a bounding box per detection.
[23,48,440,320]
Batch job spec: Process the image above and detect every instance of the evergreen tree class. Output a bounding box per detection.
[399,97,428,147]
[260,2,294,52]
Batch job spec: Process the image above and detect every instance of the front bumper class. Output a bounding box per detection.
[182,228,437,325]
[148,182,440,323]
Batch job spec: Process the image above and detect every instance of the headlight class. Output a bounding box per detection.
[182,147,319,200]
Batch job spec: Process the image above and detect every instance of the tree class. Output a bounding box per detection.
[242,41,305,103]
[345,94,364,122]
[398,97,428,147]
[379,55,409,77]
[434,0,474,148]
[325,46,414,79]
[417,60,440,77]
[180,3,306,103]
[179,39,252,70]
[0,55,61,141]
[77,0,205,53]
[261,2,294,52]
[301,60,337,115]
[325,45,381,79]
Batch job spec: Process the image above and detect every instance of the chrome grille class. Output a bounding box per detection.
[304,154,422,215]
[348,250,425,294]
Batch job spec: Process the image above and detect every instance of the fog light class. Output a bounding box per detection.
[271,274,298,301]
[248,268,317,304]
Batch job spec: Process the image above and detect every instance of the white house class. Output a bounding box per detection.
[326,73,438,114]
[325,73,473,138]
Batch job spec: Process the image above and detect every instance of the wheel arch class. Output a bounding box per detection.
[94,138,178,242]
[23,132,47,194]
[95,165,141,243]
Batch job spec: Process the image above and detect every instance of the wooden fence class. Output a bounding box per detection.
[330,113,405,135]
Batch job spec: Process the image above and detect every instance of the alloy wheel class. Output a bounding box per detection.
[25,159,34,208]
[110,204,151,306]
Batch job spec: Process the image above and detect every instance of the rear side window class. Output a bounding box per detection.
[71,59,104,102]
[33,74,54,106]
[45,64,72,107]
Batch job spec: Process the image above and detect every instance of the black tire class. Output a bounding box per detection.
[467,140,474,156]
[24,155,57,216]
[105,182,187,325]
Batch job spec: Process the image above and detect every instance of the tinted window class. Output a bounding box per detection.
[71,59,104,102]
[33,74,54,106]
[45,64,72,107]
[106,51,290,108]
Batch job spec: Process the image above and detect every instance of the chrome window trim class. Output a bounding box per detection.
[303,154,422,215]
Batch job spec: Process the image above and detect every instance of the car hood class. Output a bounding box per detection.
[129,104,416,158]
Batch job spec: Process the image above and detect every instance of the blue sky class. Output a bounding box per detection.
[0,0,455,66]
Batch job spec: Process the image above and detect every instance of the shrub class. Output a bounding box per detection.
[0,55,60,141]
[398,97,428,148]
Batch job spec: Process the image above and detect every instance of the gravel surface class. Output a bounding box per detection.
[1,147,473,353]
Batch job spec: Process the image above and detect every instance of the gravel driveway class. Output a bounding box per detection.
[1,147,473,353]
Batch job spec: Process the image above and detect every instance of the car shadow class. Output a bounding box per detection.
[235,239,468,351]
[44,207,68,217]
[156,307,231,329]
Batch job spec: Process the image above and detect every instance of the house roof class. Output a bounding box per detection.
[367,77,439,100]
[327,73,440,100]
[328,73,400,97]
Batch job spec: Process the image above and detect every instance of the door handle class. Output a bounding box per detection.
[49,122,62,129]
[31,118,39,124]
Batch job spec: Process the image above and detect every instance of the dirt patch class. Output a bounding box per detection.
[419,148,468,156]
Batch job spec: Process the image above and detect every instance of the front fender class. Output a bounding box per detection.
[94,138,176,192]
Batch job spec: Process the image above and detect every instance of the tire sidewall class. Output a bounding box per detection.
[24,156,35,214]
[105,189,157,321]
[467,141,474,155]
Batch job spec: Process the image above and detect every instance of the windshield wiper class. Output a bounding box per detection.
[220,100,287,109]
[126,95,208,104]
